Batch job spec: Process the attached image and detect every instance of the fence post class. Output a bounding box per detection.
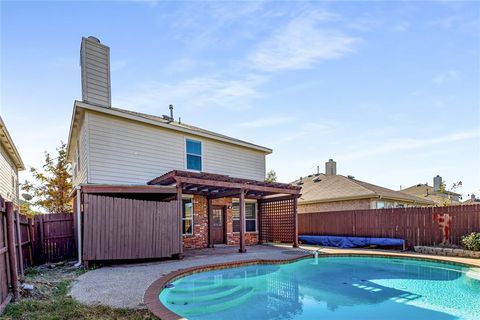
[5,202,19,300]
[38,215,44,264]
[15,210,24,276]
[28,218,34,266]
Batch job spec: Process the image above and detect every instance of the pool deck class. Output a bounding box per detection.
[70,244,480,313]
[70,245,308,309]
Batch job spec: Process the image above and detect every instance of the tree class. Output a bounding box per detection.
[22,142,73,213]
[265,170,277,183]
[439,180,463,206]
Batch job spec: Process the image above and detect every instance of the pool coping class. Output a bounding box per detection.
[143,251,480,320]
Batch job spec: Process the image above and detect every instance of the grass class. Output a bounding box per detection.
[0,264,157,320]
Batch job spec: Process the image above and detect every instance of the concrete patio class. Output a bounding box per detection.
[70,244,308,309]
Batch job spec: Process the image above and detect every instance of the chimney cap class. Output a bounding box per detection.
[87,36,101,43]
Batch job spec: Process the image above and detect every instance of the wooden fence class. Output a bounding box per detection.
[82,194,181,264]
[0,196,35,311]
[298,204,480,248]
[33,213,76,264]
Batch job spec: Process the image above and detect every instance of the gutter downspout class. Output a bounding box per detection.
[74,187,82,267]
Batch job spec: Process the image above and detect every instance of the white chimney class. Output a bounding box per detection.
[433,175,442,192]
[80,36,111,108]
[325,159,337,176]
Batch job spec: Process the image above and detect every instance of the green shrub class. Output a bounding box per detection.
[462,232,480,251]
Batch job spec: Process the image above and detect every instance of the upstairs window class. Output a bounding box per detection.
[77,140,81,171]
[186,139,202,171]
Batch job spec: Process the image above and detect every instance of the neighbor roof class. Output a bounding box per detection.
[295,174,434,205]
[67,101,272,159]
[401,184,462,206]
[0,116,25,170]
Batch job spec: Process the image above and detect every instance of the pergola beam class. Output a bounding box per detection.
[173,176,300,195]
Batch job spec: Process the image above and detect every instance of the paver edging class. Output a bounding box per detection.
[144,251,480,320]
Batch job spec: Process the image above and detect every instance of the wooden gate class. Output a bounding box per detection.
[82,194,181,263]
[34,213,76,264]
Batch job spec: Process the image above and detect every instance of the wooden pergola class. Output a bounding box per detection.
[148,170,301,254]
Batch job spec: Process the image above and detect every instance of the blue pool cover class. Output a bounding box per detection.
[299,235,404,248]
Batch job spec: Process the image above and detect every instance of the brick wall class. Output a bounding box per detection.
[183,195,259,249]
[298,199,372,214]
[182,195,208,249]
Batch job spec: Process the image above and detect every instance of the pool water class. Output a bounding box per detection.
[160,256,480,320]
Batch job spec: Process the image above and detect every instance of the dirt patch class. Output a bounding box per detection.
[0,262,156,320]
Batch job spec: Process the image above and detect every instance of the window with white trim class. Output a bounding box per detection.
[182,199,193,235]
[376,200,385,209]
[77,140,81,171]
[186,139,202,171]
[232,201,257,232]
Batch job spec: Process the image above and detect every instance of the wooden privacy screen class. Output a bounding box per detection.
[82,195,181,262]
[34,213,76,264]
[259,197,296,243]
[298,204,480,248]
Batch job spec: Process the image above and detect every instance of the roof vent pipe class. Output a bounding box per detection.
[169,104,174,121]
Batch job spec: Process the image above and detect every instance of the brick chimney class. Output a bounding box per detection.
[80,36,111,108]
[325,159,337,176]
[433,175,442,192]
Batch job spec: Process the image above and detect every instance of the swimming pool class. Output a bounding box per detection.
[159,256,480,320]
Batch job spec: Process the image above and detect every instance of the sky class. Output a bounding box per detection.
[1,0,479,199]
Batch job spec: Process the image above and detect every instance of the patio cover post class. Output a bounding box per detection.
[176,182,184,259]
[207,197,214,248]
[239,189,246,253]
[293,195,299,247]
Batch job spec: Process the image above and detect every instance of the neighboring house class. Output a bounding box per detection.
[401,175,462,206]
[0,116,25,205]
[67,37,299,262]
[463,194,480,205]
[296,159,434,214]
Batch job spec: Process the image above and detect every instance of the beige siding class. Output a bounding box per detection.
[72,114,89,186]
[0,142,18,203]
[203,140,265,181]
[85,111,266,184]
[80,37,111,107]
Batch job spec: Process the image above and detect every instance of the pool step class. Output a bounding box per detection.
[167,285,243,302]
[171,282,231,294]
[178,287,255,316]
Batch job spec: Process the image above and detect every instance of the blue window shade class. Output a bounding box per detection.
[187,154,202,171]
[186,139,201,155]
[186,139,202,171]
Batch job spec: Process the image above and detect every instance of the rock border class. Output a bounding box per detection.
[414,246,480,258]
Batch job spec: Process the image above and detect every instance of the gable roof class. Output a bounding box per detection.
[67,101,272,159]
[0,116,25,170]
[294,174,434,205]
[401,184,462,205]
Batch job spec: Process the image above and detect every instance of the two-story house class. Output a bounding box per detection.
[0,116,24,205]
[67,37,299,264]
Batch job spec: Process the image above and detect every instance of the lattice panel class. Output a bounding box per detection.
[259,198,295,243]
